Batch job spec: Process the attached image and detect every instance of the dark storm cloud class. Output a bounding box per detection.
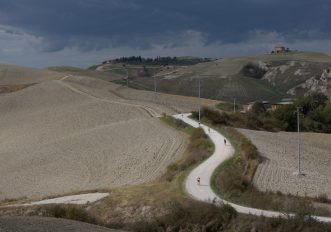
[0,0,330,67]
[0,0,330,51]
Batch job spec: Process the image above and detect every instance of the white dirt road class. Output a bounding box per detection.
[173,113,331,223]
[28,193,110,206]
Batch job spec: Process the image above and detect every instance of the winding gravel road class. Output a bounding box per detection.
[173,113,331,223]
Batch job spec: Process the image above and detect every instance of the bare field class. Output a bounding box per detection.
[64,75,219,114]
[0,77,187,201]
[238,129,331,198]
[0,64,62,85]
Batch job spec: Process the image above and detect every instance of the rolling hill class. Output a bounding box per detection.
[0,64,62,94]
[91,52,331,103]
[0,70,190,201]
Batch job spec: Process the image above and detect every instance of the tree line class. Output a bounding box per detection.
[102,56,212,66]
[197,92,331,133]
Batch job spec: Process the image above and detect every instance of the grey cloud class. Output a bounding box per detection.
[0,0,330,67]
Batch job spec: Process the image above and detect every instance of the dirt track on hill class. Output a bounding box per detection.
[0,77,187,201]
[239,129,331,198]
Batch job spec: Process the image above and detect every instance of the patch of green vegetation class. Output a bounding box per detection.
[235,76,283,102]
[216,101,243,112]
[106,68,127,76]
[161,114,194,133]
[241,62,267,79]
[49,66,84,73]
[87,65,99,70]
[112,79,154,91]
[198,92,331,134]
[124,197,330,232]
[44,205,98,224]
[103,56,211,66]
[161,114,214,182]
[210,126,259,198]
[128,200,237,232]
[48,66,116,81]
[273,92,331,132]
[193,106,283,131]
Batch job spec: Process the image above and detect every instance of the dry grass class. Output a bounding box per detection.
[0,84,34,94]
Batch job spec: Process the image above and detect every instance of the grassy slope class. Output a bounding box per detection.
[49,53,331,104]
[48,66,120,82]
[124,52,331,103]
[56,52,331,104]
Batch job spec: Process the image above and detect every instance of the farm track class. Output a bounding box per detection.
[58,79,161,118]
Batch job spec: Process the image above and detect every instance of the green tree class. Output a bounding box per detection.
[295,92,328,115]
[252,102,266,115]
[272,104,297,131]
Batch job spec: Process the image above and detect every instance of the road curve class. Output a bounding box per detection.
[58,77,161,118]
[173,113,331,223]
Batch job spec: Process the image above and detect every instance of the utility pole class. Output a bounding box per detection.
[126,68,129,88]
[296,107,302,175]
[198,77,201,126]
[233,98,236,113]
[153,75,157,93]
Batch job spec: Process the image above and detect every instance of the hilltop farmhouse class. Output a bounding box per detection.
[272,46,290,53]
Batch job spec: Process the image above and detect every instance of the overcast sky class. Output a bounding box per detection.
[0,0,330,67]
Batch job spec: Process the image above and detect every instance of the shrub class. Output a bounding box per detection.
[174,118,187,129]
[317,193,330,204]
[164,127,212,182]
[130,200,237,232]
[199,107,229,125]
[241,62,267,79]
[44,205,97,224]
[252,101,266,115]
[190,127,207,140]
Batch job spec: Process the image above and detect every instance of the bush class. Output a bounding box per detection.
[272,104,297,130]
[196,107,281,131]
[241,62,267,79]
[199,107,230,125]
[174,118,187,129]
[44,205,97,224]
[190,127,207,140]
[130,200,237,232]
[164,127,212,182]
[317,193,330,204]
[273,92,331,133]
[252,101,266,115]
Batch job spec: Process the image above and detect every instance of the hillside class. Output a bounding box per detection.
[0,64,62,94]
[0,75,188,200]
[91,52,331,103]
